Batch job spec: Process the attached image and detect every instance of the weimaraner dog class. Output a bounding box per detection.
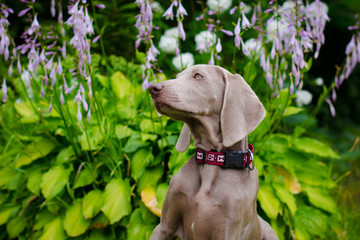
[149,65,278,240]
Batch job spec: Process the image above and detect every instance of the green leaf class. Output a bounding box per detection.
[56,146,75,164]
[254,154,264,176]
[292,137,339,159]
[250,114,270,140]
[115,124,136,139]
[0,192,7,205]
[39,217,65,240]
[273,182,297,215]
[0,205,19,225]
[64,201,90,237]
[131,148,154,181]
[82,189,104,219]
[157,135,178,150]
[140,133,158,142]
[168,150,189,174]
[156,183,168,210]
[272,88,290,111]
[136,50,146,64]
[73,167,95,189]
[46,199,60,214]
[294,205,329,238]
[140,119,162,133]
[258,182,280,220]
[79,127,104,151]
[243,61,257,84]
[89,212,110,229]
[6,216,27,238]
[16,139,56,168]
[284,106,304,117]
[34,210,55,230]
[96,74,109,88]
[137,166,163,194]
[127,209,155,240]
[41,165,72,200]
[101,178,132,224]
[14,101,40,123]
[271,219,286,240]
[88,229,114,240]
[302,186,337,213]
[0,167,18,188]
[27,168,43,195]
[266,134,289,153]
[141,186,161,217]
[124,135,149,153]
[111,71,131,99]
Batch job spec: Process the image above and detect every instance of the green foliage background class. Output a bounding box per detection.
[0,0,359,240]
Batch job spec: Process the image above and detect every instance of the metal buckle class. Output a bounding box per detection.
[247,149,254,171]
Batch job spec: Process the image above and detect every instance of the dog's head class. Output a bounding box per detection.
[149,64,265,151]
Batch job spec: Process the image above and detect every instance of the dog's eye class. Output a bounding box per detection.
[194,73,202,79]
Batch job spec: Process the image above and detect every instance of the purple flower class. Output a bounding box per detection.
[49,96,53,113]
[163,2,174,20]
[176,2,187,18]
[51,0,56,17]
[251,6,257,25]
[142,75,152,91]
[64,77,75,94]
[45,56,54,69]
[178,20,186,41]
[87,104,91,122]
[208,51,214,65]
[345,35,356,55]
[325,98,336,117]
[82,96,88,111]
[92,35,101,43]
[270,41,276,59]
[27,15,40,35]
[196,14,204,21]
[87,77,93,99]
[234,19,241,48]
[74,89,82,103]
[57,58,63,74]
[241,12,252,29]
[289,74,294,94]
[216,38,222,53]
[18,7,31,17]
[207,10,217,16]
[8,61,13,77]
[2,78,7,103]
[220,29,234,36]
[332,88,337,102]
[77,103,82,122]
[60,86,65,105]
[241,38,250,57]
[96,4,106,9]
[230,7,237,15]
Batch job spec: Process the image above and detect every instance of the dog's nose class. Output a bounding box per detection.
[149,82,164,97]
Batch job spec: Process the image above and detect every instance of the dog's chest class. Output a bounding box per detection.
[178,165,258,238]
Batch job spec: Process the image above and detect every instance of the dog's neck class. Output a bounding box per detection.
[188,115,249,152]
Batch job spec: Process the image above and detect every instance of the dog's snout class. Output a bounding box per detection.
[149,82,164,97]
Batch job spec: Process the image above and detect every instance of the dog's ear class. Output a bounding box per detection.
[176,123,191,152]
[220,72,266,147]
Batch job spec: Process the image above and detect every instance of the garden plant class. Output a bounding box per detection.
[0,0,359,239]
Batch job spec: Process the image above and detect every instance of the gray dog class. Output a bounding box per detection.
[149,65,278,240]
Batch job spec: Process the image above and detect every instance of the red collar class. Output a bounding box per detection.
[195,144,254,170]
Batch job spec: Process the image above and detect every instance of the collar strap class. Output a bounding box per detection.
[195,144,254,170]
